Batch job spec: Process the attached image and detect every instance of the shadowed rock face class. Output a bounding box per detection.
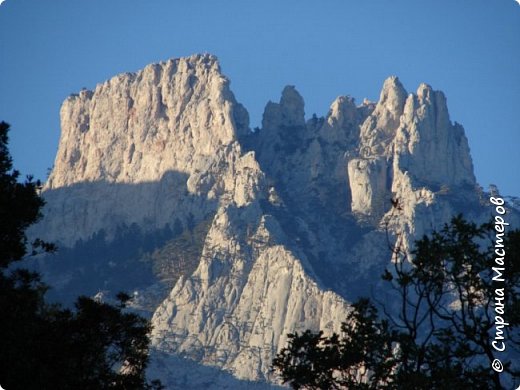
[33,54,515,387]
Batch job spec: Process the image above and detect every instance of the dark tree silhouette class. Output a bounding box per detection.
[0,122,162,389]
[0,121,55,267]
[273,299,398,389]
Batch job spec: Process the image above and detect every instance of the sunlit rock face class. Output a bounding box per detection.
[34,54,251,246]
[33,54,509,388]
[50,54,249,188]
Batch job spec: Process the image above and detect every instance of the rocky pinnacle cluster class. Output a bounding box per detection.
[33,54,502,387]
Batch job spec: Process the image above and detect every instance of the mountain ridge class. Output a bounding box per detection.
[29,54,518,387]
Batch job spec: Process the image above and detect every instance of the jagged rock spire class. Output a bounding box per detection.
[394,83,475,188]
[349,77,476,222]
[261,85,305,131]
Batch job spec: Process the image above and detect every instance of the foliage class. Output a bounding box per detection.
[0,121,55,268]
[144,216,213,286]
[273,299,397,389]
[0,122,162,389]
[0,277,161,389]
[273,216,520,389]
[39,222,173,306]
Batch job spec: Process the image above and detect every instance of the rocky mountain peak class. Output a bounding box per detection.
[325,96,358,129]
[261,85,305,131]
[379,75,407,114]
[280,85,305,127]
[47,53,248,190]
[416,82,431,96]
[348,77,477,222]
[30,54,501,388]
[394,82,475,190]
[357,76,407,157]
[34,54,253,245]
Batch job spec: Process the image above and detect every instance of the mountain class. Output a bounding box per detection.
[29,54,518,388]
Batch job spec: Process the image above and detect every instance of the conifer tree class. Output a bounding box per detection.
[0,121,162,390]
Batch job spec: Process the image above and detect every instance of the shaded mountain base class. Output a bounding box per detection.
[148,350,284,389]
[24,215,214,312]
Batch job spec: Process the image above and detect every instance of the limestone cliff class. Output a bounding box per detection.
[31,54,512,388]
[36,54,250,246]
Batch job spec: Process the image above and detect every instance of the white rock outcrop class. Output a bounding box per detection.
[34,54,251,245]
[348,78,477,225]
[152,207,350,382]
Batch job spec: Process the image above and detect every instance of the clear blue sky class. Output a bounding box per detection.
[1,0,519,195]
